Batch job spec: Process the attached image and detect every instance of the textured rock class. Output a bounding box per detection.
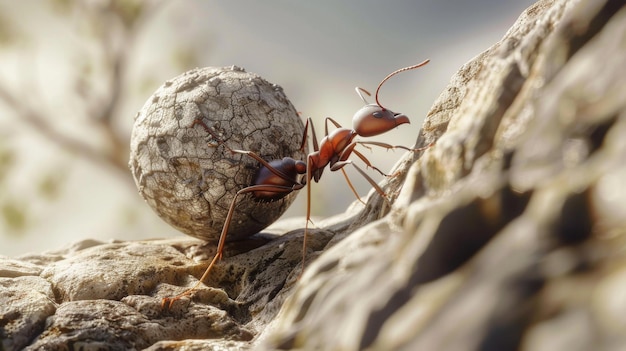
[262,0,626,350]
[2,0,625,349]
[129,66,307,242]
[0,276,55,351]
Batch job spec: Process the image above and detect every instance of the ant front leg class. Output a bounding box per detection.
[191,119,224,142]
[357,141,432,153]
[355,140,433,178]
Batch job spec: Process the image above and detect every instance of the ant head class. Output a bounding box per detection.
[352,104,409,137]
[352,60,430,137]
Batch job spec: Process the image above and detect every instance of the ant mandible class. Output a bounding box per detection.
[162,59,430,308]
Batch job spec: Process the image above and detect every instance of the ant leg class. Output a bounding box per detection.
[162,184,296,309]
[357,141,432,153]
[330,143,391,204]
[354,141,433,177]
[300,118,314,152]
[330,160,389,203]
[300,154,317,278]
[190,123,308,188]
[331,142,373,203]
[191,119,225,144]
[324,117,343,136]
[190,118,247,156]
[350,149,389,177]
[162,187,244,309]
[340,168,366,205]
[306,117,320,152]
[334,141,389,177]
[298,155,315,279]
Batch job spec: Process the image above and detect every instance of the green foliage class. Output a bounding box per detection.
[0,13,17,47]
[48,0,73,15]
[110,0,145,29]
[38,170,66,201]
[0,143,15,183]
[172,46,202,72]
[1,199,27,233]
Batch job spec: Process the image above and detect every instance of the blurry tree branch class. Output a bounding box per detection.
[0,84,126,173]
[0,0,165,179]
[0,0,208,234]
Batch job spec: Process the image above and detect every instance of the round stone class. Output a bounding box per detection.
[129,66,307,242]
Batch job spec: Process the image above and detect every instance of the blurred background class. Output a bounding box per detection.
[0,0,535,256]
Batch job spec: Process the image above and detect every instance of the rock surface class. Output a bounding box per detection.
[2,0,626,350]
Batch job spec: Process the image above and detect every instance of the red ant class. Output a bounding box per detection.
[162,60,430,308]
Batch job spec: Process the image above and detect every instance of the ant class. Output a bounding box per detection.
[162,59,431,308]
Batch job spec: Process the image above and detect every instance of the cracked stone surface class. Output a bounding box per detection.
[2,0,626,350]
[129,66,307,242]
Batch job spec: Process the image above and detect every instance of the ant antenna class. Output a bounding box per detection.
[374,59,430,110]
[355,87,371,105]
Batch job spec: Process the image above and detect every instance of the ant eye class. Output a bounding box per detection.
[372,111,383,118]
